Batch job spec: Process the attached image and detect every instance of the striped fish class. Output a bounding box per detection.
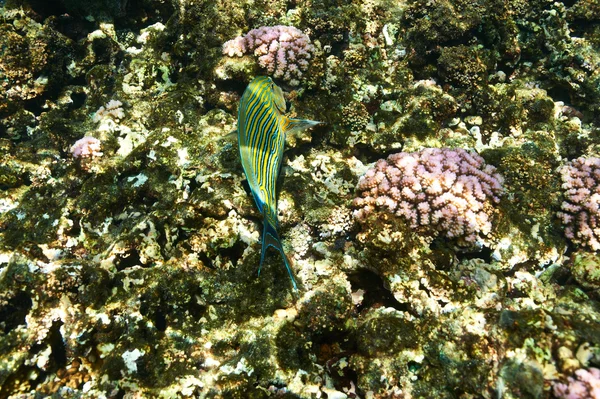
[238,76,320,290]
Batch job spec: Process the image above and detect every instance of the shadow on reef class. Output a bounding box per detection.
[7,0,175,30]
[348,269,412,314]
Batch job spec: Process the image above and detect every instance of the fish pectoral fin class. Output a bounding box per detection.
[258,218,298,291]
[284,118,322,137]
[223,129,238,140]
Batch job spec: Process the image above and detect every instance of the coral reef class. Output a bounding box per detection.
[223,25,315,85]
[354,148,503,244]
[558,157,600,251]
[1,0,600,397]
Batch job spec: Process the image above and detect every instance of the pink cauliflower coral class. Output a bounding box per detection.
[353,148,503,244]
[557,156,600,251]
[553,367,600,399]
[223,25,315,86]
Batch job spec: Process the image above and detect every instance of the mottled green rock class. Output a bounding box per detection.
[570,251,600,290]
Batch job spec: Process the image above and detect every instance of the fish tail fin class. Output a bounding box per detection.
[284,118,322,136]
[259,218,298,291]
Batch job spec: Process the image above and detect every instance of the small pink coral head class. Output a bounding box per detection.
[71,136,103,159]
[553,367,600,399]
[222,25,314,85]
[222,36,246,57]
[558,156,600,250]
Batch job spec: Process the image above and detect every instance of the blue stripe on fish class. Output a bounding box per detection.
[237,76,320,291]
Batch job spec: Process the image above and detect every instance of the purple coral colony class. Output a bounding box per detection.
[354,148,503,244]
[223,26,315,86]
[1,0,600,398]
[558,157,600,251]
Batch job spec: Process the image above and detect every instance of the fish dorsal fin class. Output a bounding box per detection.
[283,118,322,137]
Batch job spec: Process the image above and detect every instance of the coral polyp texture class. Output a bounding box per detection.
[558,156,600,251]
[222,25,314,85]
[553,367,600,399]
[353,148,503,244]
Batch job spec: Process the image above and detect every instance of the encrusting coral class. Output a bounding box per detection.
[353,148,503,244]
[222,25,315,86]
[558,156,600,251]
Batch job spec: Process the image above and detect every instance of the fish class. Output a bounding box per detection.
[237,76,320,290]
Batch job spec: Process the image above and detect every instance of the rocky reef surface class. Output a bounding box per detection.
[0,0,599,398]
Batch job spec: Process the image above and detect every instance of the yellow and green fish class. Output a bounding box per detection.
[237,76,320,290]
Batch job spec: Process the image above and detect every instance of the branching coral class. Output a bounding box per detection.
[557,156,600,251]
[553,367,600,399]
[223,25,315,85]
[70,136,103,159]
[93,100,125,123]
[353,148,503,244]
